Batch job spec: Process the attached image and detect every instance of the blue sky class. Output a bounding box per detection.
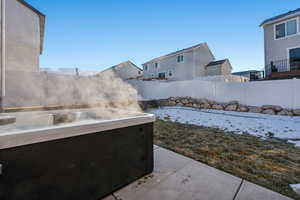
[27,0,299,72]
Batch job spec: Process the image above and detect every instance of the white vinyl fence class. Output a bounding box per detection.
[128,79,300,109]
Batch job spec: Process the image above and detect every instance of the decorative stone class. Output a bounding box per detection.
[262,109,276,115]
[262,105,282,112]
[248,106,262,113]
[212,104,224,110]
[293,109,300,116]
[197,99,209,104]
[177,102,184,107]
[238,105,249,112]
[225,104,238,111]
[201,103,211,109]
[277,109,293,116]
[186,103,193,107]
[181,99,189,104]
[169,101,176,106]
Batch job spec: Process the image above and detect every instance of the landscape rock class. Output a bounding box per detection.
[238,105,249,112]
[293,109,300,116]
[181,99,189,104]
[225,104,238,111]
[277,109,293,116]
[262,109,276,115]
[201,103,211,109]
[176,102,184,107]
[169,101,176,106]
[248,106,262,113]
[212,104,224,110]
[262,105,283,112]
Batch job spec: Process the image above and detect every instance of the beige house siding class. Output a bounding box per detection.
[143,43,215,81]
[100,61,142,80]
[4,0,43,72]
[205,60,232,76]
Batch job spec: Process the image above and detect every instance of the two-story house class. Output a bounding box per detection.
[142,43,232,81]
[1,0,45,72]
[98,61,143,80]
[261,8,300,79]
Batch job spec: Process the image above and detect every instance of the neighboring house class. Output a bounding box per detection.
[1,0,45,72]
[142,43,231,81]
[260,8,300,79]
[98,61,143,80]
[232,70,264,81]
[205,59,232,76]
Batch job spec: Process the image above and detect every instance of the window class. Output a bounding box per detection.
[144,65,148,71]
[177,55,184,63]
[158,72,166,79]
[287,20,297,35]
[275,18,298,39]
[155,63,158,69]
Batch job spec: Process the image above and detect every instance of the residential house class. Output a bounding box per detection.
[232,70,264,81]
[260,8,300,79]
[1,0,45,72]
[98,61,143,80]
[142,43,232,81]
[205,59,232,76]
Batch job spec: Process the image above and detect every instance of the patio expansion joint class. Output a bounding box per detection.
[233,179,244,200]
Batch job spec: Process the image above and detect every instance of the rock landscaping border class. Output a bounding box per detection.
[139,97,300,116]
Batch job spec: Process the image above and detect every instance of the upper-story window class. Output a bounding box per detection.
[144,64,148,71]
[155,63,158,69]
[275,18,298,39]
[177,55,184,63]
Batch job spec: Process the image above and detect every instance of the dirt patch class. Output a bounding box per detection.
[154,119,300,199]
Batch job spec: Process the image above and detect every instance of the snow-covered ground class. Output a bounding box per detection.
[147,107,300,146]
[290,184,300,195]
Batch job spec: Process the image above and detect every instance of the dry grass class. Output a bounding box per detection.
[154,119,300,199]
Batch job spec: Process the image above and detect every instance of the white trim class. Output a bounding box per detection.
[274,17,299,40]
[287,45,300,70]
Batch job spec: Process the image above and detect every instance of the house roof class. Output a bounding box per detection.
[17,0,45,54]
[100,61,142,74]
[206,59,228,67]
[143,43,214,65]
[260,8,300,27]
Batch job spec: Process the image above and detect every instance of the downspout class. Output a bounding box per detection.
[0,0,5,112]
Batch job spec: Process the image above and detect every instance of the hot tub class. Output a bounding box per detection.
[0,108,155,200]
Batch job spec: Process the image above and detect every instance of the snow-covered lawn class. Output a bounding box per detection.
[147,107,300,146]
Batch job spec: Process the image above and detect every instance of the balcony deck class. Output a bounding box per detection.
[265,69,300,80]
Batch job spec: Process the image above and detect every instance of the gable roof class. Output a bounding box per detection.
[206,59,228,67]
[17,0,45,54]
[143,43,214,65]
[260,8,300,27]
[100,61,142,73]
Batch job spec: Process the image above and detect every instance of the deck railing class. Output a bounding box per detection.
[265,59,300,76]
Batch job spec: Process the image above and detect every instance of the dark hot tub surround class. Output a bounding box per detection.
[0,109,155,200]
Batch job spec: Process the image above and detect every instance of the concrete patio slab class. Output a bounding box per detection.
[114,147,193,200]
[236,181,292,200]
[103,146,292,200]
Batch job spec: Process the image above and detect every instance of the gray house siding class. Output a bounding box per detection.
[5,0,43,72]
[143,43,215,81]
[263,16,300,66]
